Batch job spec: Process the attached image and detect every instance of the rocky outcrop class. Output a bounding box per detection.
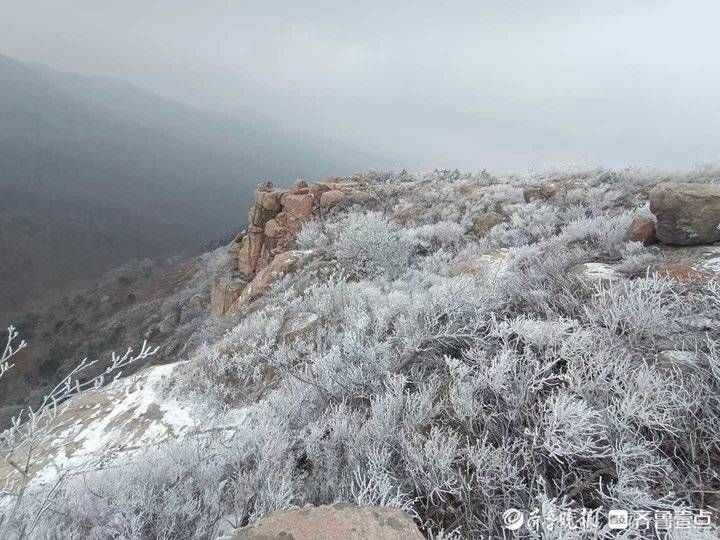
[223,503,423,540]
[212,178,371,316]
[230,250,310,312]
[210,276,246,317]
[649,182,720,245]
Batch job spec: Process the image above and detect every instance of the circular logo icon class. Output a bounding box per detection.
[502,508,524,531]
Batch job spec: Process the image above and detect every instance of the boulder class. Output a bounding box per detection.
[259,190,284,212]
[216,178,370,316]
[282,193,315,219]
[472,211,506,238]
[264,219,287,240]
[320,189,348,208]
[649,261,714,282]
[649,182,720,245]
[227,231,245,270]
[309,182,332,200]
[237,229,266,277]
[223,503,423,540]
[625,217,656,245]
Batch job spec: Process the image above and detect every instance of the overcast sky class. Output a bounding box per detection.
[2,0,720,173]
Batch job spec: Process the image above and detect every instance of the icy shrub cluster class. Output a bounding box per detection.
[4,166,720,538]
[330,211,412,279]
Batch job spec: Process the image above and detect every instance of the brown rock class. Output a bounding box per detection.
[625,217,656,245]
[237,229,266,277]
[249,205,278,228]
[646,244,720,282]
[523,183,558,203]
[282,193,314,219]
[649,261,714,282]
[289,179,309,193]
[649,182,720,245]
[227,231,246,269]
[260,190,284,212]
[320,189,348,208]
[347,189,374,205]
[449,249,511,276]
[216,178,347,315]
[224,503,423,540]
[247,230,266,264]
[472,211,506,238]
[264,219,287,239]
[309,182,332,200]
[210,276,246,317]
[231,250,308,311]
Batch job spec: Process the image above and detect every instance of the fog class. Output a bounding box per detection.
[2,0,720,172]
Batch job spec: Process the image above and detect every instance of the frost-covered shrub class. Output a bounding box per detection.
[616,242,659,275]
[403,221,465,253]
[558,209,638,258]
[540,392,611,461]
[295,218,329,250]
[584,276,682,349]
[482,203,564,248]
[331,211,411,279]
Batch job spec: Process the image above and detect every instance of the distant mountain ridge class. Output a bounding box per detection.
[0,53,359,321]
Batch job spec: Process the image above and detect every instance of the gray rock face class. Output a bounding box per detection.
[649,182,720,245]
[223,504,424,540]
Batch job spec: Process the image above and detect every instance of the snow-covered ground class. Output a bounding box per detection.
[3,362,246,490]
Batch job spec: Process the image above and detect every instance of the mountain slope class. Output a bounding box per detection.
[0,53,358,320]
[3,168,720,538]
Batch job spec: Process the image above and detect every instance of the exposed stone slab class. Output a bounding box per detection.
[222,503,423,540]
